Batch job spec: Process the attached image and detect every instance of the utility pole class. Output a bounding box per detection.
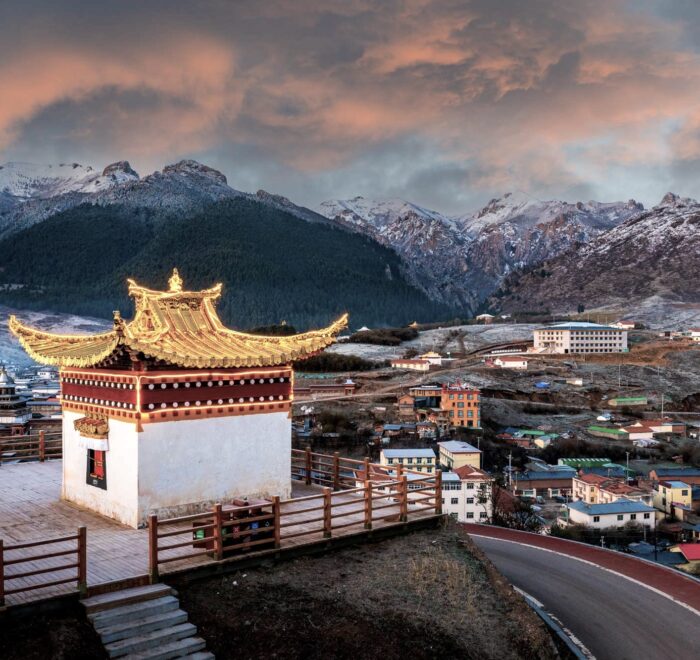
[625,451,630,484]
[600,535,605,548]
[508,451,513,489]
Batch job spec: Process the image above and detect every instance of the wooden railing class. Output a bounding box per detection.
[0,430,62,465]
[147,450,442,581]
[0,527,86,606]
[148,500,279,582]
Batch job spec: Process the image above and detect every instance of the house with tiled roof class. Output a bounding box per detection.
[564,498,656,530]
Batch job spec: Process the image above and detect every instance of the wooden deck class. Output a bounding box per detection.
[0,461,440,606]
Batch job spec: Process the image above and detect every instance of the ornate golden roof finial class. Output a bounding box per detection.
[168,268,183,293]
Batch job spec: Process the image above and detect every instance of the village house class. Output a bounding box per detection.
[390,358,430,372]
[572,473,653,506]
[379,448,435,473]
[441,465,494,522]
[418,351,449,366]
[533,322,628,354]
[611,320,636,330]
[649,467,700,486]
[397,393,416,418]
[653,481,693,520]
[438,440,482,470]
[493,356,528,370]
[293,378,356,399]
[686,328,700,342]
[0,367,32,435]
[475,313,495,324]
[564,498,656,530]
[512,466,575,499]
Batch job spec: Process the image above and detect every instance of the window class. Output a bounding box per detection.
[630,514,636,520]
[466,512,474,519]
[86,449,107,490]
[441,498,445,504]
[682,490,689,497]
[466,497,474,504]
[457,402,464,408]
[617,514,624,521]
[466,482,475,490]
[479,512,487,519]
[458,411,464,418]
[451,497,459,505]
[593,516,600,522]
[458,393,463,400]
[644,513,650,519]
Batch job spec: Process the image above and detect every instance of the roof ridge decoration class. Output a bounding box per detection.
[9,269,348,369]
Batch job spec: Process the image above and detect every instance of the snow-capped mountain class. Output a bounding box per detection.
[460,191,642,236]
[0,160,333,238]
[317,197,474,309]
[489,193,700,314]
[317,193,643,312]
[0,161,138,202]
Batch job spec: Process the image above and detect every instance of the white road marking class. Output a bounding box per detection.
[471,534,700,618]
[514,586,596,660]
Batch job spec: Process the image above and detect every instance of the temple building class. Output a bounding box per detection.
[0,367,32,434]
[10,269,347,527]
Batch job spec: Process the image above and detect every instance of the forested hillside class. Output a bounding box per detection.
[0,199,458,329]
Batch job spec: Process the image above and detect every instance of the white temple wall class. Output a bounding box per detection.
[62,410,140,527]
[137,411,291,524]
[62,410,291,528]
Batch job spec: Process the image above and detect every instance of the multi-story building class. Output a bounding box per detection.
[380,448,436,473]
[438,440,482,470]
[564,498,656,530]
[653,480,692,518]
[440,383,480,428]
[533,322,628,354]
[572,473,653,506]
[442,465,493,522]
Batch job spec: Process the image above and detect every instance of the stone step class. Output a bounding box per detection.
[99,609,188,644]
[121,636,207,660]
[90,596,180,629]
[105,622,196,658]
[83,584,175,614]
[184,652,214,659]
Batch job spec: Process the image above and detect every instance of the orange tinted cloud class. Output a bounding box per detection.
[2,0,700,210]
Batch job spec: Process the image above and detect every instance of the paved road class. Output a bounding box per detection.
[472,536,700,659]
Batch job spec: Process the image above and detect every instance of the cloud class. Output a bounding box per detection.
[2,0,700,213]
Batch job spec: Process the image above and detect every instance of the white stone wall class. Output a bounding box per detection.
[137,411,291,522]
[62,409,291,528]
[62,410,140,527]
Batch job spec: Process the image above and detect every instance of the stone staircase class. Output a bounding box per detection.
[82,584,213,659]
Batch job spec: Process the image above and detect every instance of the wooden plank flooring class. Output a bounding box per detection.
[0,461,438,606]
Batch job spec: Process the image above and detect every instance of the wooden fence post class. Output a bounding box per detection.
[0,538,5,608]
[305,447,312,485]
[213,503,224,561]
[77,526,87,597]
[400,476,408,522]
[148,514,159,584]
[272,496,281,549]
[363,457,370,482]
[39,430,46,462]
[364,480,373,530]
[323,487,332,538]
[333,452,340,491]
[435,470,443,515]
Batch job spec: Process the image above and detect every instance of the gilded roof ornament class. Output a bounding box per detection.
[168,268,183,293]
[9,271,348,368]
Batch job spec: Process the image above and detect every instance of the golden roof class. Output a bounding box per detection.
[9,269,348,368]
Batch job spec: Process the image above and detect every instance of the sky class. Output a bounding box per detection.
[2,0,700,214]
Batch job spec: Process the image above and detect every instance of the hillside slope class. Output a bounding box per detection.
[488,193,700,314]
[0,199,457,329]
